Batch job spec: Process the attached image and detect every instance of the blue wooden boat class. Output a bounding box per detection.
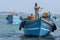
[6,15,22,24]
[23,18,53,36]
[19,13,57,37]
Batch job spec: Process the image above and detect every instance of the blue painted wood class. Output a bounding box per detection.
[23,19,53,36]
[7,15,13,24]
[6,15,22,24]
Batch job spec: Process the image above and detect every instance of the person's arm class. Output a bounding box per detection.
[34,7,39,10]
[37,7,40,9]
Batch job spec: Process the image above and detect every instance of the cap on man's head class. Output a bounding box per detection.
[35,3,37,5]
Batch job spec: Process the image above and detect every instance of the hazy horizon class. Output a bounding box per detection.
[0,0,60,14]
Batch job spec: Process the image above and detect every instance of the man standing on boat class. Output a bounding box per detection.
[34,3,40,19]
[34,3,42,19]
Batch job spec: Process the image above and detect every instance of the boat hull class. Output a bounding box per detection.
[23,19,52,36]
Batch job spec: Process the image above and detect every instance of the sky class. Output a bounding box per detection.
[0,0,60,14]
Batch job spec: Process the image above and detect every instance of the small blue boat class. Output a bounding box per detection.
[6,14,22,24]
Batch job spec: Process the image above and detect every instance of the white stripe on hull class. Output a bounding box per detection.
[24,27,50,32]
[41,27,50,31]
[24,28,39,30]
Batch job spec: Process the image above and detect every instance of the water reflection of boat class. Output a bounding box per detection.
[6,13,22,24]
[21,34,55,40]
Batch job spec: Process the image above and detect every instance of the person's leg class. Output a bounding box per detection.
[38,14,39,19]
[35,14,37,19]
